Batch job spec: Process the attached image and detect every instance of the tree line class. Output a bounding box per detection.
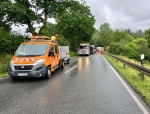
[91,23,150,62]
[1,0,150,62]
[0,0,95,53]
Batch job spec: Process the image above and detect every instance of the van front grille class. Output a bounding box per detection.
[14,65,33,70]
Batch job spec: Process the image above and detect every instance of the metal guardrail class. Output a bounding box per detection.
[106,53,150,81]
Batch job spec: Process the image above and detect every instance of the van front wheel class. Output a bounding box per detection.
[45,66,51,79]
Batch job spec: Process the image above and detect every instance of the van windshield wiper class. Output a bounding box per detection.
[15,54,42,57]
[25,55,42,57]
[15,53,26,56]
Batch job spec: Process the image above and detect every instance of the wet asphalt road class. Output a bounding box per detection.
[0,54,150,114]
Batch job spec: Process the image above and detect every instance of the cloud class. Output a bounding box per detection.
[11,0,150,34]
[11,18,56,35]
[85,0,150,31]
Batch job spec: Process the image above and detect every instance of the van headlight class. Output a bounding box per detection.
[10,60,14,64]
[34,59,45,64]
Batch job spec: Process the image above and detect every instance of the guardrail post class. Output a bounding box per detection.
[123,63,125,68]
[141,72,144,81]
[116,59,118,62]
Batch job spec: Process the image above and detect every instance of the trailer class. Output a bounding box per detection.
[59,46,70,64]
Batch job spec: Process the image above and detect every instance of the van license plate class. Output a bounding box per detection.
[17,73,28,76]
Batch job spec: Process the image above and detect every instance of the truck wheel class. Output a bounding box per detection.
[45,66,51,79]
[67,60,70,64]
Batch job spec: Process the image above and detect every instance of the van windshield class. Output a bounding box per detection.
[15,44,48,56]
[79,45,89,49]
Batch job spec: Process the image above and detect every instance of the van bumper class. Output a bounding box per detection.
[8,63,47,79]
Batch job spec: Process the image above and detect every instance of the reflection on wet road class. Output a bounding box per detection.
[0,54,150,114]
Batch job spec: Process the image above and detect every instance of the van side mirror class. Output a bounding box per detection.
[13,51,16,55]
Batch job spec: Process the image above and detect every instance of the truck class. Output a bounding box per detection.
[90,45,96,54]
[8,35,70,80]
[78,43,90,56]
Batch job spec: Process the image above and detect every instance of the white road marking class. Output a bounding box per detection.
[105,57,149,114]
[65,66,76,73]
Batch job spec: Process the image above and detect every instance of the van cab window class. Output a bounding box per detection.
[49,44,55,56]
[49,44,54,52]
[79,45,89,49]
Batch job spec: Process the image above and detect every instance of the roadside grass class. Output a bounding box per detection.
[0,53,12,78]
[70,51,78,58]
[0,72,8,78]
[104,54,150,107]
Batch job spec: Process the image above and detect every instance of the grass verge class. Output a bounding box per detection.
[104,54,150,107]
[0,72,8,78]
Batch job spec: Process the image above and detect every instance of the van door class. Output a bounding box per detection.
[54,44,59,68]
[48,44,55,71]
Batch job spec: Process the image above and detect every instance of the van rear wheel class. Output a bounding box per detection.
[61,61,64,68]
[67,60,69,64]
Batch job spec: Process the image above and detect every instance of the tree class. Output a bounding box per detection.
[130,29,144,39]
[56,1,95,51]
[108,42,124,55]
[132,38,148,54]
[124,42,140,60]
[41,22,57,36]
[0,27,25,53]
[145,28,150,47]
[108,29,134,56]
[99,23,112,46]
[0,0,74,35]
[124,38,148,60]
[90,29,102,47]
[111,29,134,45]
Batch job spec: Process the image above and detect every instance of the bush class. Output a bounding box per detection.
[70,51,78,57]
[124,42,140,61]
[145,52,150,62]
[0,53,12,73]
[108,42,124,55]
[0,28,25,53]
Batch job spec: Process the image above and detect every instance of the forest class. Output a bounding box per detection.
[0,0,150,74]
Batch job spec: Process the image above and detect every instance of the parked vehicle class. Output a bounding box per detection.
[78,43,90,56]
[96,47,104,54]
[8,35,70,80]
[90,45,96,54]
[59,46,70,64]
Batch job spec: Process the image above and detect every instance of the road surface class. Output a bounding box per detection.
[0,54,150,114]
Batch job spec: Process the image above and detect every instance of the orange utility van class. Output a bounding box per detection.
[8,35,70,80]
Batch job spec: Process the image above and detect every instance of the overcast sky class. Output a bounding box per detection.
[12,0,150,34]
[85,0,150,31]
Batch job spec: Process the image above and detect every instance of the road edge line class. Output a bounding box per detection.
[104,57,149,114]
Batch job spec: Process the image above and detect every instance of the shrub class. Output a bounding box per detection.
[145,52,150,62]
[124,42,140,61]
[0,53,12,73]
[70,51,78,57]
[108,42,124,55]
